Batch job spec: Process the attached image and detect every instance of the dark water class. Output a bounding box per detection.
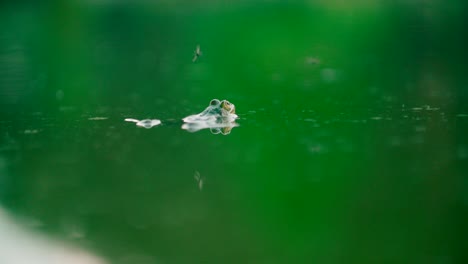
[1,1,467,264]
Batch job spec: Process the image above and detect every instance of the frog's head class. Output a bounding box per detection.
[220,100,236,115]
[184,99,237,122]
[182,99,239,132]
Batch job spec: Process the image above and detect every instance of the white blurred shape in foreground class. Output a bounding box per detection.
[124,118,161,129]
[0,208,107,264]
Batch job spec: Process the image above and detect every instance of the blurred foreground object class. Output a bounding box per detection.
[0,208,107,264]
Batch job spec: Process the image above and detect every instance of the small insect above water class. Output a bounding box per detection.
[194,171,205,190]
[192,45,202,62]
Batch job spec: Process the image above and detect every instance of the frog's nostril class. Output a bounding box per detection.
[210,99,220,106]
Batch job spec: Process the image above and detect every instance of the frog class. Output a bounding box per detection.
[182,99,238,123]
[181,99,238,134]
[124,99,238,134]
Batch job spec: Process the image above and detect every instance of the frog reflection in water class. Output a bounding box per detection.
[182,99,239,134]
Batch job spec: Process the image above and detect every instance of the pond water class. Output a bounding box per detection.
[1,1,467,264]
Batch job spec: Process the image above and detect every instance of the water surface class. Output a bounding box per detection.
[1,1,467,263]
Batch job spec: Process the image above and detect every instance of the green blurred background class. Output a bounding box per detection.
[0,0,467,263]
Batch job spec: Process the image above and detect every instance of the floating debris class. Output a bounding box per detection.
[192,45,202,62]
[370,117,383,120]
[457,114,468,118]
[88,117,108,121]
[124,118,161,129]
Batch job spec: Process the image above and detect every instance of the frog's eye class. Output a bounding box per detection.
[210,99,221,106]
[224,101,234,110]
